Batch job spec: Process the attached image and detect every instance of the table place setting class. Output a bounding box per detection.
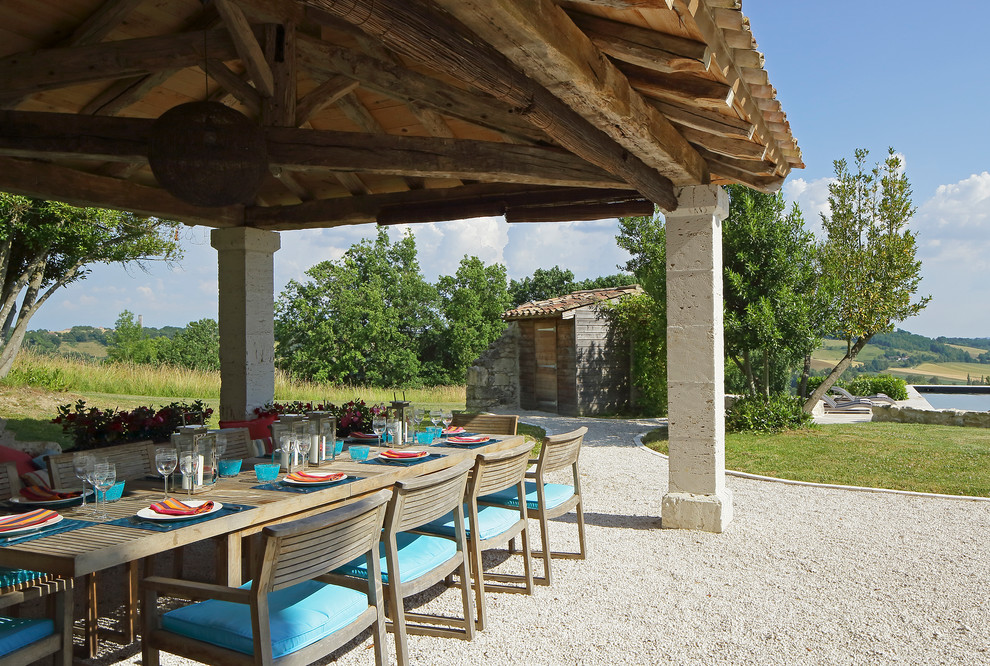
[107,497,255,533]
[360,449,445,466]
[252,468,360,493]
[0,508,91,546]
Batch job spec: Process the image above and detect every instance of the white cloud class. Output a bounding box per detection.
[504,218,631,280]
[783,176,833,237]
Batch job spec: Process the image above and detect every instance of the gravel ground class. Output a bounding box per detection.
[82,412,990,665]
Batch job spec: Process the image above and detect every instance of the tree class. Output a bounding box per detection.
[274,228,439,386]
[508,266,575,307]
[429,256,510,383]
[159,318,220,371]
[0,194,182,377]
[722,185,824,396]
[106,310,159,365]
[804,148,930,412]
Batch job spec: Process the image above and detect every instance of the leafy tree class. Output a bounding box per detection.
[0,194,182,377]
[572,273,635,291]
[274,228,439,386]
[23,330,59,354]
[508,266,575,307]
[159,318,220,371]
[804,148,930,411]
[106,310,160,364]
[722,185,824,396]
[429,256,510,383]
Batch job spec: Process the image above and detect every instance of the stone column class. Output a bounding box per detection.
[211,228,281,422]
[662,184,732,532]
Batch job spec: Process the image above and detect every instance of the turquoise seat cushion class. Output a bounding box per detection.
[0,567,46,590]
[0,616,54,657]
[334,532,456,584]
[420,504,520,541]
[479,481,574,511]
[161,580,368,658]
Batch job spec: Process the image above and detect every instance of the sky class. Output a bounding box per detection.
[30,0,990,339]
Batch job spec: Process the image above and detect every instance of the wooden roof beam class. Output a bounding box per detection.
[618,63,734,109]
[214,0,274,97]
[565,11,710,74]
[0,156,243,227]
[295,75,359,126]
[427,0,706,187]
[305,0,684,209]
[648,100,753,140]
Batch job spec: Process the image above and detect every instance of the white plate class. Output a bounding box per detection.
[8,490,93,507]
[377,450,430,461]
[136,500,224,522]
[283,473,349,486]
[0,513,64,537]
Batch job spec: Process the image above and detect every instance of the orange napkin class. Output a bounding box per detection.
[19,485,79,501]
[350,432,381,440]
[149,498,215,516]
[285,471,346,484]
[380,449,429,459]
[448,435,490,444]
[442,427,465,435]
[0,508,58,532]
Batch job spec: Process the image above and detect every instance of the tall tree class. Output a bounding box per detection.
[0,194,182,377]
[159,318,220,371]
[722,185,823,396]
[804,148,930,411]
[508,266,575,307]
[106,310,160,365]
[274,228,439,386]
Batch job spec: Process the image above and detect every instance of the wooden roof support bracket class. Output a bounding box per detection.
[304,0,683,211]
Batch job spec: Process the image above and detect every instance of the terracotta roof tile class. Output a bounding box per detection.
[503,285,643,320]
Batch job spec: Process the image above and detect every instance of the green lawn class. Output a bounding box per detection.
[644,422,990,497]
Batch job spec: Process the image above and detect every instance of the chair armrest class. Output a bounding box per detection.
[315,573,380,592]
[527,458,539,466]
[143,576,251,604]
[524,471,537,479]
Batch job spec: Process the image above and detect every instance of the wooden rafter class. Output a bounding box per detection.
[618,63,733,108]
[214,0,274,97]
[204,60,262,114]
[305,0,681,209]
[295,75,359,126]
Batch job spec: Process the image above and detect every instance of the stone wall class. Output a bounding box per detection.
[872,404,990,427]
[466,322,520,412]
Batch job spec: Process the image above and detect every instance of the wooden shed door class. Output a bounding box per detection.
[534,325,558,410]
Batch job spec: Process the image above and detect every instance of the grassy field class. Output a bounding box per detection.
[0,352,466,447]
[886,361,990,383]
[645,422,990,497]
[59,340,108,358]
[945,343,984,358]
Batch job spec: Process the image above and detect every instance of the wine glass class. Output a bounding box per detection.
[155,447,177,500]
[72,452,95,514]
[385,419,400,448]
[215,433,228,460]
[179,453,200,496]
[442,409,453,434]
[92,462,115,521]
[429,410,442,437]
[372,415,386,447]
[292,435,309,472]
[412,407,425,435]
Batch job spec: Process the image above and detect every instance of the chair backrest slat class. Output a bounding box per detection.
[215,427,252,458]
[46,439,155,490]
[263,490,391,593]
[0,462,20,500]
[540,427,588,474]
[390,459,474,534]
[471,441,533,498]
[450,413,518,436]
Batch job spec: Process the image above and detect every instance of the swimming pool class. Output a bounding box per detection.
[921,392,990,411]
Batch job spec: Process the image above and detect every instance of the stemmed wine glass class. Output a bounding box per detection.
[155,447,177,500]
[385,418,400,448]
[412,408,425,436]
[72,452,95,514]
[92,462,116,521]
[430,410,442,437]
[372,415,386,447]
[442,409,453,435]
[292,435,309,472]
[179,453,200,496]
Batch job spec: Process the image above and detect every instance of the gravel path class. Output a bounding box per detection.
[87,413,990,665]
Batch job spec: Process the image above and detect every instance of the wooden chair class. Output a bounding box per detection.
[45,439,155,490]
[329,459,476,666]
[214,427,256,459]
[421,440,534,630]
[449,413,518,436]
[480,426,588,586]
[0,463,72,666]
[142,489,392,666]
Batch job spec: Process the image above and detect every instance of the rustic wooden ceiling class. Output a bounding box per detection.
[0,0,802,229]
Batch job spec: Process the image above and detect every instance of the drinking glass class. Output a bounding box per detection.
[429,410,442,435]
[92,462,116,521]
[442,409,453,433]
[155,447,177,500]
[179,453,200,496]
[72,452,95,514]
[372,415,386,446]
[215,433,228,460]
[292,435,310,471]
[385,419,400,448]
[412,408,425,435]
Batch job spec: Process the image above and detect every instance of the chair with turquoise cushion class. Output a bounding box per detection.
[327,459,475,666]
[0,574,72,666]
[479,426,588,586]
[141,489,392,666]
[420,440,534,631]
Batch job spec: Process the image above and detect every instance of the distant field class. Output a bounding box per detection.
[946,343,984,358]
[886,362,990,383]
[60,340,108,358]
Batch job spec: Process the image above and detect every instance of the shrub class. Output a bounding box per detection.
[255,399,388,436]
[726,394,813,434]
[805,375,846,394]
[846,374,908,400]
[3,364,70,391]
[53,399,214,450]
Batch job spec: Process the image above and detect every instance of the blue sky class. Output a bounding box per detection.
[32,0,990,338]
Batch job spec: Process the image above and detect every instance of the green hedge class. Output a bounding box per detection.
[846,375,908,400]
[726,394,812,434]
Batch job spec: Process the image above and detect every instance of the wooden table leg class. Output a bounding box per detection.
[85,573,98,658]
[123,561,140,643]
[216,533,243,586]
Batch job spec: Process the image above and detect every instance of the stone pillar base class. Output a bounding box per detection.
[661,490,733,533]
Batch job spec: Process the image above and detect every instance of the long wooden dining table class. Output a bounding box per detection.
[0,435,524,657]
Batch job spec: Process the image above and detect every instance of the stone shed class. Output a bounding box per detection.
[468,286,641,416]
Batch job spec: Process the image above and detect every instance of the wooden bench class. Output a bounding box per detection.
[450,413,519,436]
